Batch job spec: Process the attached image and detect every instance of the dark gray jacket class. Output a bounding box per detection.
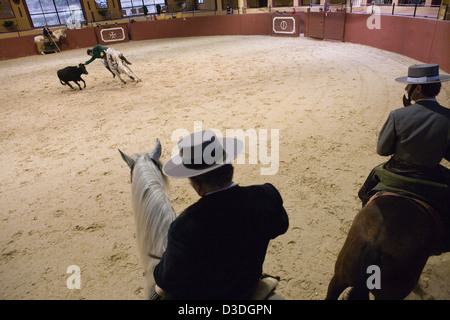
[377,100,450,168]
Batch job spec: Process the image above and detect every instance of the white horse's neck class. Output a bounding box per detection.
[131,156,176,298]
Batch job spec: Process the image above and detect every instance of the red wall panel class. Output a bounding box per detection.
[428,21,450,73]
[127,14,271,41]
[344,14,450,73]
[60,28,98,51]
[0,35,39,59]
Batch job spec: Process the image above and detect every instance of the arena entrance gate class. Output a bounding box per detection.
[305,11,346,41]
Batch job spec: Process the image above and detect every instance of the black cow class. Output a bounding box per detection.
[57,63,88,90]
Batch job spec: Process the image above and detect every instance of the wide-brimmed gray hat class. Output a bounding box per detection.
[163,130,244,178]
[395,64,450,84]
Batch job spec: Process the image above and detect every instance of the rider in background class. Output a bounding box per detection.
[359,63,450,205]
[358,63,450,250]
[154,130,289,299]
[43,25,53,41]
[85,45,132,79]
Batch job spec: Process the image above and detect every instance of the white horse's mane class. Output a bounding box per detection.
[121,144,176,299]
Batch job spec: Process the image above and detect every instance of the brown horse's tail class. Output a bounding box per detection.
[347,242,381,300]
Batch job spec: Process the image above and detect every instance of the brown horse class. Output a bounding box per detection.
[326,192,446,300]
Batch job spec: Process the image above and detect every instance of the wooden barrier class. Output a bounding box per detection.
[324,12,346,41]
[127,14,271,41]
[0,35,39,59]
[59,28,98,51]
[305,12,325,39]
[344,14,450,73]
[428,21,450,72]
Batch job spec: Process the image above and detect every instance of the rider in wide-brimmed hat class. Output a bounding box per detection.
[153,130,289,299]
[380,64,450,171]
[359,63,450,248]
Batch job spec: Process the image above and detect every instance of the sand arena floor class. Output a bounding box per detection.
[0,35,449,300]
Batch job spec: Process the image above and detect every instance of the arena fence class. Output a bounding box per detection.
[0,11,448,73]
[0,3,448,35]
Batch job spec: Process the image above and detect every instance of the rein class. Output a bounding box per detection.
[148,253,162,260]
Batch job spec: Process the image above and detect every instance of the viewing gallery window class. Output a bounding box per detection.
[25,0,85,27]
[95,0,108,8]
[119,0,166,15]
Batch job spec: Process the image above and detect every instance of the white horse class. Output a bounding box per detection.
[119,139,282,300]
[34,29,66,55]
[119,139,176,299]
[105,48,141,84]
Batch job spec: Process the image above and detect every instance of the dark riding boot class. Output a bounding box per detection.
[102,58,116,78]
[120,55,132,65]
[106,66,116,78]
[358,168,381,207]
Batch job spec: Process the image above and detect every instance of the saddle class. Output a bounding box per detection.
[371,164,449,213]
[369,165,449,247]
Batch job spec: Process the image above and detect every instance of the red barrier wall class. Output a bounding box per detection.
[128,14,271,41]
[0,35,39,59]
[59,28,98,51]
[0,13,448,74]
[305,12,346,41]
[344,14,450,73]
[324,12,346,41]
[306,12,324,39]
[428,20,450,73]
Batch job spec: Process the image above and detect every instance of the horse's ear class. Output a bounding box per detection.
[119,149,135,169]
[150,139,162,162]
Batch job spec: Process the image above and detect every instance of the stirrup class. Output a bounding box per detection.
[251,275,280,300]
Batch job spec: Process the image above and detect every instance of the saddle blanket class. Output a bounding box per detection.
[372,164,449,214]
